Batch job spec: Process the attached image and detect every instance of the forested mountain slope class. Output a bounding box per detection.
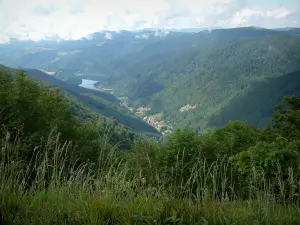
[111,27,281,83]
[0,31,185,77]
[286,28,300,35]
[3,53,300,224]
[3,27,300,223]
[113,33,300,131]
[0,27,280,80]
[1,27,300,133]
[209,70,300,128]
[0,65,158,134]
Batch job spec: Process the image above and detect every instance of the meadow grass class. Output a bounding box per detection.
[1,131,300,224]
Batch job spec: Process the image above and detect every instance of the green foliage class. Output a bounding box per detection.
[3,28,299,133]
[25,68,158,134]
[0,68,134,164]
[231,136,300,179]
[2,29,300,133]
[199,121,261,161]
[1,91,300,223]
[158,128,200,168]
[272,96,300,139]
[230,96,300,196]
[210,70,300,128]
[1,121,300,224]
[125,138,160,182]
[112,32,300,131]
[0,69,76,143]
[2,28,300,223]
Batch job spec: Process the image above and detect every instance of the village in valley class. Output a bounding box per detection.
[120,100,198,134]
[120,101,172,134]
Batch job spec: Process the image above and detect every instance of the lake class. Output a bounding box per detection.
[78,79,99,90]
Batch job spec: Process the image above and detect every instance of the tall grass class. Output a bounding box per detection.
[1,130,300,224]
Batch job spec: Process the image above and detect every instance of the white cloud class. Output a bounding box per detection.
[266,8,292,19]
[0,0,299,43]
[104,32,113,40]
[229,7,295,27]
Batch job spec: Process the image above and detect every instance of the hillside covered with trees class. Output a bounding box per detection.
[1,64,300,224]
[112,32,300,131]
[0,64,158,135]
[210,70,300,128]
[1,27,300,133]
[1,26,300,224]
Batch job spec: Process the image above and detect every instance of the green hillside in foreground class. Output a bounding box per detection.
[2,67,300,224]
[210,70,300,128]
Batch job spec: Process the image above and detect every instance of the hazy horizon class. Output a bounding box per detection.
[1,0,299,43]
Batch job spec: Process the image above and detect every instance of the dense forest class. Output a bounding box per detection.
[210,70,300,128]
[1,28,300,133]
[112,32,300,131]
[1,66,300,224]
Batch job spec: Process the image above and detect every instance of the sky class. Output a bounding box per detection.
[0,0,299,43]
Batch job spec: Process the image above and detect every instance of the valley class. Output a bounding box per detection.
[2,0,300,220]
[1,27,300,133]
[121,103,172,134]
[78,77,171,133]
[1,25,300,224]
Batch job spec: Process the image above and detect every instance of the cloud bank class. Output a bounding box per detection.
[0,0,299,43]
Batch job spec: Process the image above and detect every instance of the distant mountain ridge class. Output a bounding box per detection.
[0,27,291,78]
[1,27,300,132]
[140,27,223,33]
[272,27,299,31]
[109,29,300,131]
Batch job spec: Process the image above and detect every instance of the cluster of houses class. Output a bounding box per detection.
[179,104,197,112]
[143,116,167,133]
[119,102,172,134]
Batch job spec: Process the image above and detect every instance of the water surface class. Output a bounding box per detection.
[78,79,98,90]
